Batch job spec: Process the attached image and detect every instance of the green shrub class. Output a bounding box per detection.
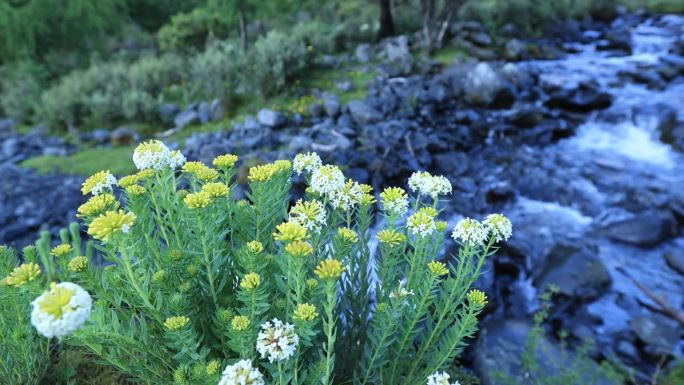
[189,39,245,103]
[0,61,46,122]
[251,31,310,96]
[291,20,339,54]
[4,142,514,384]
[157,7,229,52]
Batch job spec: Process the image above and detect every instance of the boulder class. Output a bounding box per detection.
[159,103,180,124]
[545,82,613,112]
[257,109,286,128]
[664,249,684,275]
[384,35,413,75]
[355,44,372,63]
[630,314,681,356]
[599,210,675,247]
[657,108,684,151]
[174,109,199,129]
[464,63,503,106]
[210,99,224,122]
[0,118,16,133]
[323,94,341,118]
[535,246,611,300]
[347,100,383,125]
[110,126,139,145]
[197,101,211,124]
[505,39,527,60]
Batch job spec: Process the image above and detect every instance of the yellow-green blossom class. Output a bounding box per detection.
[248,160,291,182]
[407,211,437,238]
[213,154,239,168]
[77,193,119,218]
[87,210,136,242]
[289,199,326,233]
[182,161,208,174]
[315,259,345,280]
[483,213,513,242]
[240,273,261,290]
[293,303,318,321]
[380,187,409,215]
[125,185,146,197]
[285,240,313,257]
[51,244,73,258]
[273,222,308,242]
[169,249,183,261]
[247,241,264,254]
[337,227,359,243]
[467,289,488,306]
[81,170,117,195]
[3,263,40,286]
[206,360,221,375]
[201,182,229,198]
[135,169,155,180]
[377,229,407,247]
[196,167,219,182]
[152,270,167,282]
[231,315,251,331]
[67,256,89,272]
[427,261,449,277]
[186,264,199,277]
[118,174,139,188]
[436,221,448,232]
[164,316,190,331]
[306,278,318,290]
[184,191,212,209]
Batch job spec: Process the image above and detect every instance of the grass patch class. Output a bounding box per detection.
[431,46,468,65]
[21,146,137,176]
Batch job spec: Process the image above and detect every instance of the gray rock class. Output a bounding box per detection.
[505,39,527,60]
[159,103,180,123]
[0,118,16,132]
[385,35,412,75]
[630,315,680,356]
[307,103,325,118]
[657,108,684,152]
[464,63,503,106]
[323,94,341,118]
[535,246,611,300]
[600,210,675,247]
[468,31,493,46]
[197,102,211,124]
[90,129,111,144]
[347,100,383,125]
[433,151,468,175]
[110,126,139,145]
[174,109,199,128]
[475,319,619,385]
[355,44,372,63]
[545,82,613,112]
[210,99,224,122]
[257,109,286,128]
[665,249,684,275]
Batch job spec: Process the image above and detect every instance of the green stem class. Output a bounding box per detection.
[197,215,220,311]
[321,280,337,385]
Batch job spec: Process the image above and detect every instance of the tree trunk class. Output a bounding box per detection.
[239,10,248,51]
[377,0,395,40]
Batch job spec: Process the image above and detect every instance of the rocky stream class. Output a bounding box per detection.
[1,12,683,383]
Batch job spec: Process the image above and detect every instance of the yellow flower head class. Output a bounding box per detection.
[164,316,190,331]
[360,184,373,194]
[3,263,40,286]
[36,282,76,319]
[184,191,213,209]
[125,185,147,197]
[436,221,448,232]
[407,211,437,238]
[118,174,139,188]
[186,264,199,277]
[152,270,167,282]
[201,182,229,198]
[246,241,264,254]
[67,256,89,272]
[231,315,251,331]
[285,240,313,258]
[217,308,235,323]
[273,222,308,242]
[293,303,318,321]
[362,193,377,206]
[427,261,449,277]
[51,244,73,258]
[169,249,183,261]
[418,206,439,218]
[380,187,409,214]
[467,289,488,306]
[248,160,291,182]
[213,154,239,168]
[377,229,407,247]
[337,227,359,244]
[182,161,208,174]
[206,360,221,375]
[179,282,192,292]
[177,189,190,199]
[81,170,117,196]
[314,259,345,280]
[196,167,219,182]
[87,210,136,242]
[240,273,261,290]
[274,160,292,173]
[376,302,389,313]
[135,169,155,180]
[77,193,119,218]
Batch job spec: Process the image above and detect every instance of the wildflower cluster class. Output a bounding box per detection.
[2,145,513,385]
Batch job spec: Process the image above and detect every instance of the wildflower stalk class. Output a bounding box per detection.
[118,245,162,323]
[321,279,338,385]
[196,214,220,311]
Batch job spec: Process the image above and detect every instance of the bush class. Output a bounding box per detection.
[0,60,46,122]
[291,20,339,54]
[460,0,585,34]
[189,39,246,103]
[251,31,310,96]
[38,54,185,127]
[2,143,514,384]
[157,7,229,52]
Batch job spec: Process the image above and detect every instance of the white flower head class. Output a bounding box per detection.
[218,359,265,385]
[289,199,327,234]
[329,179,363,211]
[82,170,118,196]
[310,164,345,196]
[256,318,299,363]
[31,282,92,339]
[427,371,460,385]
[408,172,452,199]
[389,280,414,298]
[483,213,513,242]
[293,152,322,175]
[451,218,487,246]
[132,140,185,171]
